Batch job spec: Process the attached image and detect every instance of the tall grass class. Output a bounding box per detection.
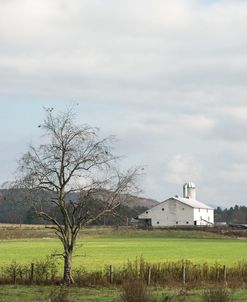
[202,287,233,302]
[0,257,59,285]
[0,257,246,287]
[49,287,70,302]
[121,279,154,302]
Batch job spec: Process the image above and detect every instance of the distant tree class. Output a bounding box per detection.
[0,189,29,224]
[214,205,247,224]
[15,107,140,284]
[214,206,223,222]
[232,205,246,223]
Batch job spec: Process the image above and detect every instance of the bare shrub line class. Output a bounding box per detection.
[0,257,246,287]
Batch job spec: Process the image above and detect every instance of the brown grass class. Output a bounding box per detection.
[121,279,154,302]
[0,224,55,240]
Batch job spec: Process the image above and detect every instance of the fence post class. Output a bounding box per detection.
[183,262,186,285]
[13,267,16,285]
[109,265,113,284]
[223,265,227,285]
[147,266,152,286]
[30,263,34,285]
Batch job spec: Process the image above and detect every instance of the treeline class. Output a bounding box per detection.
[214,205,247,224]
[0,189,147,225]
[1,188,246,225]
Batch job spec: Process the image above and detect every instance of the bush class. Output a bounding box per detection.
[159,293,174,302]
[121,279,154,302]
[34,256,58,284]
[202,287,233,302]
[50,286,70,302]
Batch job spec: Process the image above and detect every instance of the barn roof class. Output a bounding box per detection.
[172,196,213,210]
[137,196,214,219]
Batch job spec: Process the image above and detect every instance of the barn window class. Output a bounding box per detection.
[176,221,178,224]
[157,221,159,224]
[162,208,164,211]
[186,221,189,224]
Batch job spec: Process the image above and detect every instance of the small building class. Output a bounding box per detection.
[138,182,214,227]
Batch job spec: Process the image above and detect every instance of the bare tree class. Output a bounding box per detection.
[16,107,140,284]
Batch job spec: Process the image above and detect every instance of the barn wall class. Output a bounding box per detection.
[193,208,214,225]
[139,198,194,227]
[174,200,194,226]
[138,197,214,227]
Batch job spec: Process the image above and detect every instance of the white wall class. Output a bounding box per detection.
[193,208,214,226]
[138,198,214,227]
[138,198,194,227]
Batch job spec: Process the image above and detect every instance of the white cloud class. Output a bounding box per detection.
[1,0,247,206]
[219,163,247,183]
[222,106,247,125]
[165,154,202,185]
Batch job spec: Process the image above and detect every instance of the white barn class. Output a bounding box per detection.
[138,182,214,227]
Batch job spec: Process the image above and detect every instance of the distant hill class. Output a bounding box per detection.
[121,195,159,209]
[0,188,159,225]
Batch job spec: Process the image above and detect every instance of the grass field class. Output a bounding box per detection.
[0,226,247,301]
[0,226,246,270]
[0,285,119,302]
[0,285,247,302]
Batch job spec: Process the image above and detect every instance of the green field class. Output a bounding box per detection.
[0,227,247,301]
[0,285,247,302]
[0,227,246,270]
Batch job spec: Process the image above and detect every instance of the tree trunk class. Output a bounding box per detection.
[63,251,74,285]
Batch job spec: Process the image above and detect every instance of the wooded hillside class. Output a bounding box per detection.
[0,189,157,225]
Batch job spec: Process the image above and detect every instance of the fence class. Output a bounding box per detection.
[0,257,247,287]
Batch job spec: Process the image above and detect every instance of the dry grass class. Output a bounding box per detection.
[202,287,233,302]
[0,224,237,240]
[0,224,54,240]
[121,279,154,302]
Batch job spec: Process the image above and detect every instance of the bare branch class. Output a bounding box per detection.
[14,106,141,284]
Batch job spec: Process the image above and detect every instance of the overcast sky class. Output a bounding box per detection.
[1,0,247,207]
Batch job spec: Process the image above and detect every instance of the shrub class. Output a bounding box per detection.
[34,256,59,284]
[159,293,174,302]
[202,287,233,302]
[50,286,70,302]
[1,261,30,284]
[121,279,154,302]
[73,267,107,286]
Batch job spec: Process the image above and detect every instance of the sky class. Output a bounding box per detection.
[1,0,247,207]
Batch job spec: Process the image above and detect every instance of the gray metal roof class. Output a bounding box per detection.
[172,196,213,209]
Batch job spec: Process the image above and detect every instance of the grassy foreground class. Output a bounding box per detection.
[0,226,246,300]
[0,285,247,302]
[0,226,246,270]
[0,285,118,302]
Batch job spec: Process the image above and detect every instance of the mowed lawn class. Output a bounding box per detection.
[0,230,246,270]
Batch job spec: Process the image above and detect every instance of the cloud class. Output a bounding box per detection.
[164,154,202,185]
[219,163,247,183]
[1,0,247,206]
[1,0,247,91]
